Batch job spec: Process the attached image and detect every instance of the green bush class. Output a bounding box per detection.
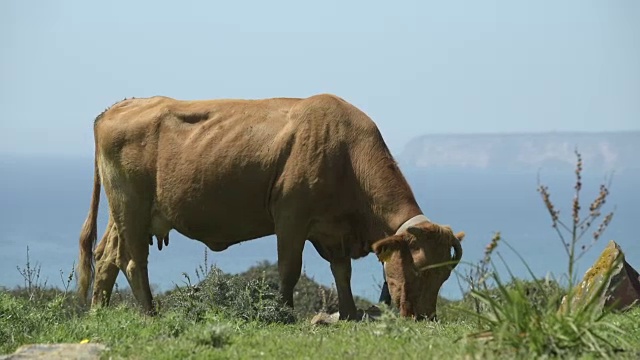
[237,260,374,316]
[159,265,296,324]
[158,258,374,323]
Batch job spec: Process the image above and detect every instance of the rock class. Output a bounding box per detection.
[0,343,107,360]
[560,240,640,314]
[363,305,384,319]
[310,305,386,325]
[310,312,340,326]
[609,256,640,310]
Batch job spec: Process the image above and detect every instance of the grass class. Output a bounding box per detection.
[1,282,639,360]
[2,150,639,359]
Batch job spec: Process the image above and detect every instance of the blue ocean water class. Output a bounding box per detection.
[0,155,638,301]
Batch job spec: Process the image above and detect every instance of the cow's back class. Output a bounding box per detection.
[95,94,390,247]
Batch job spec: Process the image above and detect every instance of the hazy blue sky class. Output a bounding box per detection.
[1,0,638,156]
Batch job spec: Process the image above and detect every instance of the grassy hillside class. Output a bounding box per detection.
[1,257,639,360]
[2,152,638,359]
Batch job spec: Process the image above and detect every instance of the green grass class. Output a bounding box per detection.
[1,263,639,360]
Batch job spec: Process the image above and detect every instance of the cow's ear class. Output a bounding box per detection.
[455,231,466,241]
[372,236,404,263]
[407,226,428,238]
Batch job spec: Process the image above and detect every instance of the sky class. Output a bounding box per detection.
[1,0,639,156]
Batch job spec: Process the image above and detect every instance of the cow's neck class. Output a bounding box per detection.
[361,159,423,235]
[384,203,424,235]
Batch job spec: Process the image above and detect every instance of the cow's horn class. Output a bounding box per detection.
[451,237,463,269]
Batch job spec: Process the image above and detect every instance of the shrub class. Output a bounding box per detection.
[158,250,374,323]
[237,260,374,317]
[160,265,296,324]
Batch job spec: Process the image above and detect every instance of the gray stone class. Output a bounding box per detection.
[560,240,640,314]
[310,305,385,325]
[608,256,640,310]
[310,311,340,326]
[0,343,107,360]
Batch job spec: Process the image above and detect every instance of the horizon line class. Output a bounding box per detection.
[408,129,640,137]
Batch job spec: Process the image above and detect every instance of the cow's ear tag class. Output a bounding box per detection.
[377,248,394,263]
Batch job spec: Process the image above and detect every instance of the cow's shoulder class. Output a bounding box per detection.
[290,93,378,131]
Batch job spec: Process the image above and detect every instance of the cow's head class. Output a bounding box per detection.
[372,221,464,320]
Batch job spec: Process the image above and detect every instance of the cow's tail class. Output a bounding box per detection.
[77,143,101,304]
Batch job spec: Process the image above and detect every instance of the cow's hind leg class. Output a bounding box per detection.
[116,215,155,315]
[104,180,156,314]
[91,217,120,308]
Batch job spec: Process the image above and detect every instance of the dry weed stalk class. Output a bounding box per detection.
[466,231,501,314]
[537,149,615,288]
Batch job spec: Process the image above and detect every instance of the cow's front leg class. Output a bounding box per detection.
[330,256,358,320]
[276,235,305,308]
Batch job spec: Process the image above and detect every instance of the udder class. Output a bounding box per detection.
[149,208,172,250]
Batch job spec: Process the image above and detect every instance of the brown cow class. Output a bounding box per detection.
[77,93,464,320]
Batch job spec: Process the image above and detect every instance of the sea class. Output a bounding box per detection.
[1,154,638,302]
